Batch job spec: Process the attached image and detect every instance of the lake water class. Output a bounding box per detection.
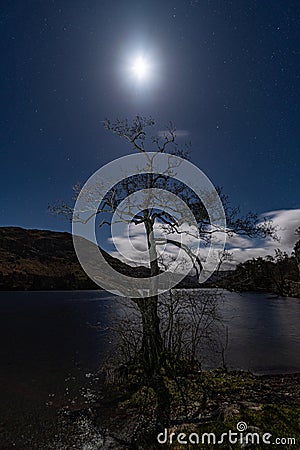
[0,289,299,448]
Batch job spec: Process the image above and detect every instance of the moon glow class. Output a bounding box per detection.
[131,56,150,81]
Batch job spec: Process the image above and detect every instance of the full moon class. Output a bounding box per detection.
[131,56,150,81]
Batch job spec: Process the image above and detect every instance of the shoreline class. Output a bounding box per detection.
[58,369,300,449]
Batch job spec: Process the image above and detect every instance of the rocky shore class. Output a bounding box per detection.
[57,369,300,449]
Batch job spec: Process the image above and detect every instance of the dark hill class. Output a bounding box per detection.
[0,227,152,290]
[0,227,199,291]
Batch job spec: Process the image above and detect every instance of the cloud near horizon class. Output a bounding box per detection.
[106,208,300,271]
[225,208,300,269]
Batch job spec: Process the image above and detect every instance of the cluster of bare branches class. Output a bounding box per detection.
[159,290,222,367]
[103,289,225,377]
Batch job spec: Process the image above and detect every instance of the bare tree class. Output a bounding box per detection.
[50,116,276,428]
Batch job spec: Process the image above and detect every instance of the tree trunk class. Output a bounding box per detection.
[138,296,163,375]
[135,296,170,428]
[134,215,170,428]
[138,215,163,375]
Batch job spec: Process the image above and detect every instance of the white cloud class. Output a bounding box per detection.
[106,208,300,272]
[264,209,300,247]
[108,221,199,270]
[224,208,300,268]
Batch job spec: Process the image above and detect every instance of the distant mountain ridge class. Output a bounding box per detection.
[0,227,200,291]
[0,227,152,290]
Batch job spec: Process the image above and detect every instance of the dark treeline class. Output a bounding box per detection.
[222,236,300,296]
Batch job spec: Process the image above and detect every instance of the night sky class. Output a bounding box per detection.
[1,0,299,236]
